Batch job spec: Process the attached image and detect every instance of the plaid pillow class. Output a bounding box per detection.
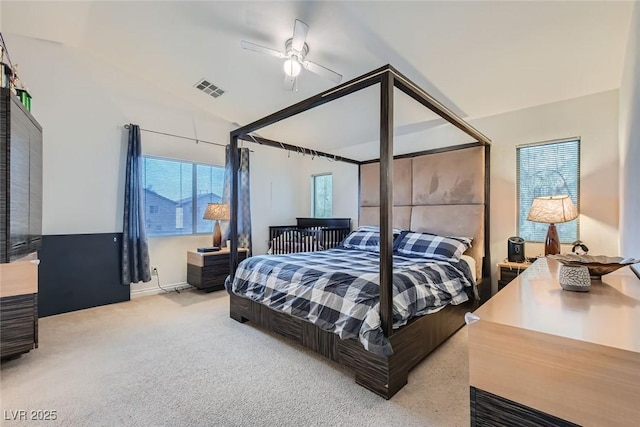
[341,229,380,251]
[341,226,405,252]
[394,231,472,262]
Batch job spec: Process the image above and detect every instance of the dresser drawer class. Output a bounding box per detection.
[0,293,37,359]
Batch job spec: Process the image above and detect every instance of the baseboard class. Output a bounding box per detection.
[131,282,192,298]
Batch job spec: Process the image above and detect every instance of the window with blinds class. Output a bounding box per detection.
[517,139,580,243]
[142,157,225,237]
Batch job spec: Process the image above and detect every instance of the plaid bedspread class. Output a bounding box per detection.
[227,248,475,356]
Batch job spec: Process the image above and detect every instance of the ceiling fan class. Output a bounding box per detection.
[241,19,343,90]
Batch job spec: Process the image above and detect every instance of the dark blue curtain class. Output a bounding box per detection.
[222,146,252,255]
[121,124,151,284]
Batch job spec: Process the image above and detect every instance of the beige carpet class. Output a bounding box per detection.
[0,290,470,426]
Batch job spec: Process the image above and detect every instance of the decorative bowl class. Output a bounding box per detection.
[549,254,640,279]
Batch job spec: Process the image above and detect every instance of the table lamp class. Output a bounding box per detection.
[527,195,578,256]
[203,203,230,248]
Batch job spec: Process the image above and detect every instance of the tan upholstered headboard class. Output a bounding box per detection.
[359,146,486,279]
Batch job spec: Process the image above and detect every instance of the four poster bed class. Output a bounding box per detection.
[227,65,491,399]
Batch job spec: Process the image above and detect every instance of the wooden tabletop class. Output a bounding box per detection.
[476,257,640,353]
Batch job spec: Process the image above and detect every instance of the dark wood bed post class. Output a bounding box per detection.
[379,71,394,337]
[229,134,239,280]
[483,144,491,280]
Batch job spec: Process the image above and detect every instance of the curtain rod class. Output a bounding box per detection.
[123,124,253,152]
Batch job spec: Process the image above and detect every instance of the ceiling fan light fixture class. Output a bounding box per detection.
[283,59,301,77]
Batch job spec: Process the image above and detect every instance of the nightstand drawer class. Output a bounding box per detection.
[500,268,520,282]
[497,262,531,291]
[187,249,248,292]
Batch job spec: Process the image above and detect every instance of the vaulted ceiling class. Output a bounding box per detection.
[1,1,634,152]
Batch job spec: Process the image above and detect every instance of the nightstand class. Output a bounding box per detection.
[497,261,532,290]
[186,248,248,292]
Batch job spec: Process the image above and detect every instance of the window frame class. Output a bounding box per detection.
[142,155,225,238]
[516,137,581,243]
[312,172,333,218]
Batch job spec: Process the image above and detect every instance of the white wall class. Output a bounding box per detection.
[481,91,620,266]
[336,90,620,286]
[7,34,360,297]
[293,156,360,226]
[619,2,640,258]
[6,34,310,296]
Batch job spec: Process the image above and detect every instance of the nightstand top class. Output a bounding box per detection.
[187,248,248,267]
[188,248,248,256]
[497,260,532,269]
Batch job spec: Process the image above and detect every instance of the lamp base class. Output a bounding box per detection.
[213,220,222,248]
[545,223,560,255]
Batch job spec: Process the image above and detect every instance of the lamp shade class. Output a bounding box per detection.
[527,195,578,224]
[203,203,230,221]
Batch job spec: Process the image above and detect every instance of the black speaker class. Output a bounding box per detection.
[508,236,525,263]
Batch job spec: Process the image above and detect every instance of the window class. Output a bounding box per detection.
[313,173,333,218]
[517,139,580,243]
[143,157,225,237]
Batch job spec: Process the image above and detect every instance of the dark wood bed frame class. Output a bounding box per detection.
[227,65,491,399]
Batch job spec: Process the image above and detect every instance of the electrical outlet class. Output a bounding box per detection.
[151,267,158,276]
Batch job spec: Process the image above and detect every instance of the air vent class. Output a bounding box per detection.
[194,79,225,98]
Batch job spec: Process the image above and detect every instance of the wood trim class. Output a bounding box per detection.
[469,319,640,426]
[0,260,38,298]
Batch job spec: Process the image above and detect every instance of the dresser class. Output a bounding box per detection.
[1,88,43,262]
[469,258,640,426]
[187,249,248,292]
[0,88,42,359]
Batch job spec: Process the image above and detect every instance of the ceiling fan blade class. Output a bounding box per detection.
[303,61,343,84]
[241,40,286,59]
[291,19,309,51]
[283,74,296,91]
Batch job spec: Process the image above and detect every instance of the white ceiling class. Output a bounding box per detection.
[1,1,634,154]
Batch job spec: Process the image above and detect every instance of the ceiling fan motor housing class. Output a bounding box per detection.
[285,38,309,62]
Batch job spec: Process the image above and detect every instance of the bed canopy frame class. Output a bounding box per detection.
[228,64,491,398]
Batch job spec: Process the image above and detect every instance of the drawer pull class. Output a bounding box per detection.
[12,241,27,249]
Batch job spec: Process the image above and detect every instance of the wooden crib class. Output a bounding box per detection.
[267,218,351,255]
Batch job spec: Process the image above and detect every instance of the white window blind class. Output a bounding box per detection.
[313,174,333,218]
[143,157,225,237]
[517,139,580,243]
